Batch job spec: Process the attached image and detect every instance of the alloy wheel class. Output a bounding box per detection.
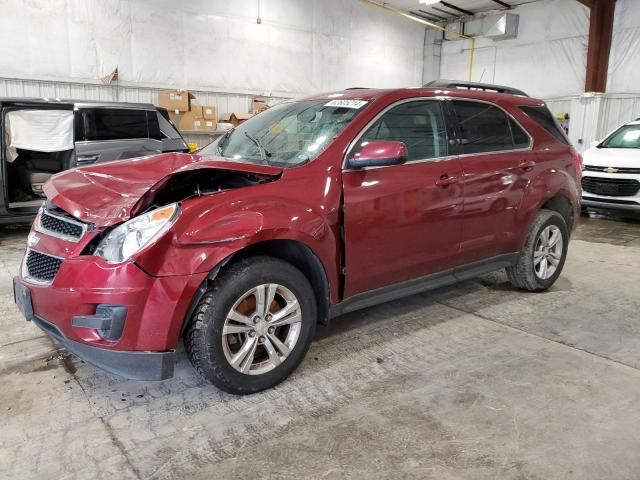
[533,225,563,280]
[222,283,302,375]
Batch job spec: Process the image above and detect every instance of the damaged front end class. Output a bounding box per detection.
[37,152,282,271]
[43,152,282,227]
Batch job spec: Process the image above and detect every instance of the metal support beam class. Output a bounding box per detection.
[584,0,616,92]
[489,0,512,8]
[440,1,475,16]
[410,10,444,23]
[431,6,460,19]
[418,9,447,21]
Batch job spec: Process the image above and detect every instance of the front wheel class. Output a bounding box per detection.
[507,210,569,291]
[185,257,317,395]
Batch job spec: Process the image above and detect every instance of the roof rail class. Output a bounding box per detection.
[345,87,372,90]
[424,80,529,97]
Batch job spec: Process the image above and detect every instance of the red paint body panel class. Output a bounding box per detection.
[19,87,581,364]
[342,159,464,297]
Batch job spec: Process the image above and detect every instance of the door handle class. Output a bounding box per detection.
[518,160,536,171]
[76,154,100,165]
[435,174,459,187]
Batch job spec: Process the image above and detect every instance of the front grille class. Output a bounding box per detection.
[25,250,63,283]
[581,177,640,197]
[584,165,640,174]
[38,209,87,241]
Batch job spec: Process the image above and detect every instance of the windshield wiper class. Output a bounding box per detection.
[244,131,272,163]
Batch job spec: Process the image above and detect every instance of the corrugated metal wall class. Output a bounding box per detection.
[0,77,289,115]
[3,76,640,152]
[544,94,640,152]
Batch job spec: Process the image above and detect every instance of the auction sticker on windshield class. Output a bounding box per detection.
[324,99,368,109]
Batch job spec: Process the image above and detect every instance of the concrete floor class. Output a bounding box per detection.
[1,211,640,479]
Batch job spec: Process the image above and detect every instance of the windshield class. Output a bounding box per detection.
[200,98,368,167]
[599,124,640,149]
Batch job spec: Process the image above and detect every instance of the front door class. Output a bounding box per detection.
[449,100,535,265]
[342,99,463,298]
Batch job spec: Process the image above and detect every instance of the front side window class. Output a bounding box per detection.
[599,124,640,149]
[352,100,448,162]
[80,108,149,141]
[200,99,368,167]
[453,101,528,154]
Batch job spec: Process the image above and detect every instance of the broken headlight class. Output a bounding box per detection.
[95,203,179,264]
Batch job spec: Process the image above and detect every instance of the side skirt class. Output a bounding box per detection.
[330,253,518,318]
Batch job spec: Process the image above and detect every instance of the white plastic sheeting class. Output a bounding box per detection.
[0,0,425,95]
[5,110,74,161]
[608,0,640,93]
[430,0,640,97]
[433,0,590,98]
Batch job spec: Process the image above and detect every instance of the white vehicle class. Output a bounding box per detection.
[581,120,640,212]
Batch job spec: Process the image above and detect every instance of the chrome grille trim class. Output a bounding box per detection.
[35,207,89,243]
[22,248,64,286]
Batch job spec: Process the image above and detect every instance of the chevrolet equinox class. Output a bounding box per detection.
[14,81,582,394]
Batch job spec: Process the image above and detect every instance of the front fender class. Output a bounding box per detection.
[134,195,341,300]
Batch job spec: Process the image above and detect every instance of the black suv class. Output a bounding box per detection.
[1,99,188,224]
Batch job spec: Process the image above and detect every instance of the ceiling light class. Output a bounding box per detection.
[419,0,440,5]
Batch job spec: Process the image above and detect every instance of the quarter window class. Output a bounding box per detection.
[519,105,569,145]
[355,100,448,162]
[452,101,529,154]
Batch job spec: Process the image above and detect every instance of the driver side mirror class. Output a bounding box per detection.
[349,140,408,169]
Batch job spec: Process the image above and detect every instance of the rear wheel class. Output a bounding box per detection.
[185,257,316,394]
[507,210,569,291]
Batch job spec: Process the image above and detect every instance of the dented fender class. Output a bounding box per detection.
[133,188,342,302]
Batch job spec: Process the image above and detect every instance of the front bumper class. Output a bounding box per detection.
[15,276,176,380]
[35,316,175,380]
[582,196,640,212]
[14,250,208,380]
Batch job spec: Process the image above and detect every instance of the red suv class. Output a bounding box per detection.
[14,81,581,394]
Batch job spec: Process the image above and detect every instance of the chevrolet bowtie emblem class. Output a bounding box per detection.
[604,167,619,173]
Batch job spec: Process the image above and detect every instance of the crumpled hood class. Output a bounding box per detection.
[43,152,282,226]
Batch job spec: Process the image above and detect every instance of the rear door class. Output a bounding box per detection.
[74,107,163,166]
[342,98,463,297]
[450,99,534,265]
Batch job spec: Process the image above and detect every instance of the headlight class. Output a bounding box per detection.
[95,203,178,264]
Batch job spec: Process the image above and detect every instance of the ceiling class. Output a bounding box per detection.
[385,0,542,23]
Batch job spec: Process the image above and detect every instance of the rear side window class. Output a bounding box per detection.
[357,100,448,162]
[452,100,529,154]
[519,105,569,144]
[80,108,149,141]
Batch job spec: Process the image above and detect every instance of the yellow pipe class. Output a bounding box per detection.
[359,0,475,81]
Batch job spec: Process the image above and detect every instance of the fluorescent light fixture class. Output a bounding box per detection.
[419,0,440,5]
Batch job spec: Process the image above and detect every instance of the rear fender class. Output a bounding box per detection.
[512,167,580,251]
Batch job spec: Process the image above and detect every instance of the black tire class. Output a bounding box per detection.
[184,256,317,395]
[507,210,569,291]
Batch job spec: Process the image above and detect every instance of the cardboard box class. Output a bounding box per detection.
[252,99,269,113]
[201,119,218,132]
[170,110,203,131]
[202,105,217,120]
[190,104,203,118]
[221,112,254,127]
[158,89,195,113]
